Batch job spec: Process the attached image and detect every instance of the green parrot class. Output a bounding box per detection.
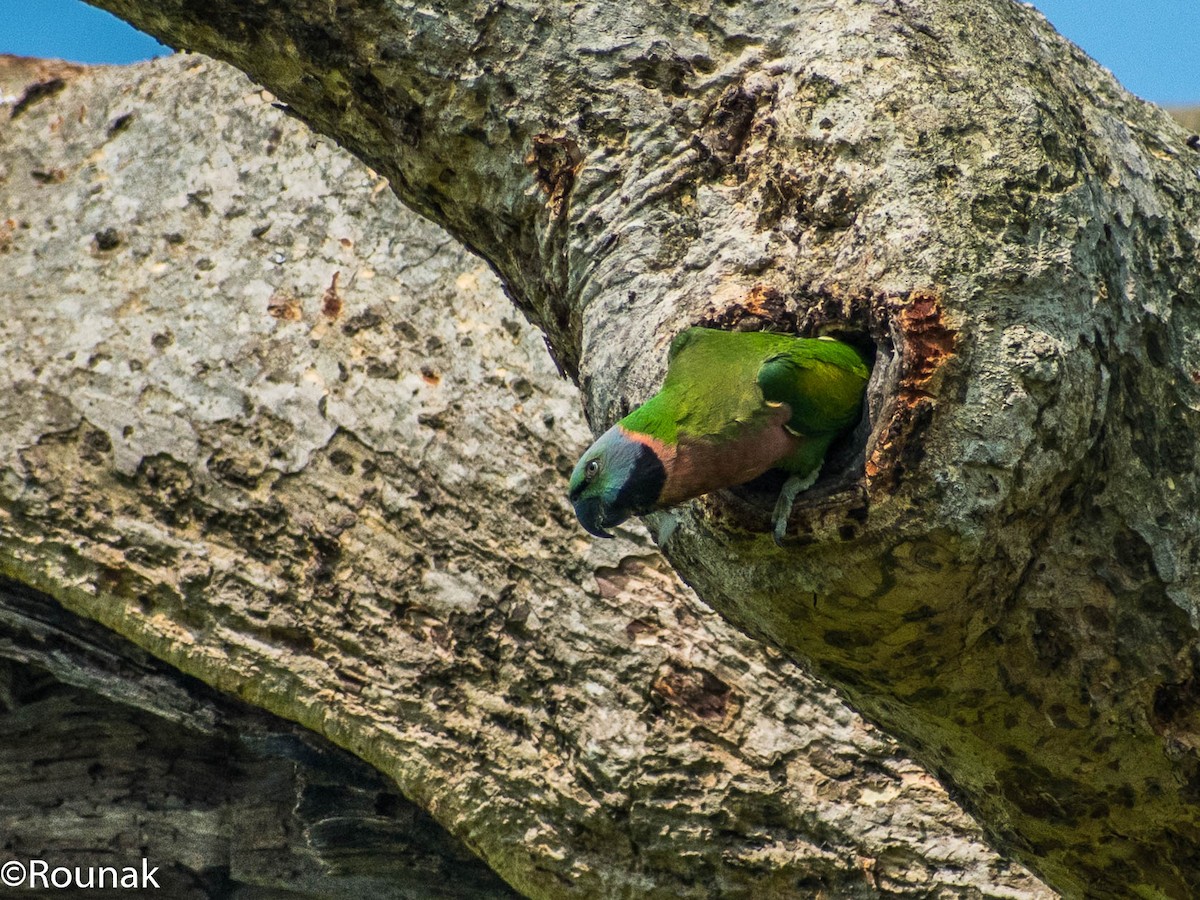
[568,327,870,544]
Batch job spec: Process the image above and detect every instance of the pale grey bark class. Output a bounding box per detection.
[70,2,1200,895]
[0,55,1051,899]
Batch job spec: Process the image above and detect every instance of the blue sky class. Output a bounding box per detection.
[1031,0,1198,106]
[0,0,169,66]
[0,0,1196,106]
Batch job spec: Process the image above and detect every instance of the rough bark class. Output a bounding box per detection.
[70,2,1200,895]
[0,577,518,899]
[0,55,1051,898]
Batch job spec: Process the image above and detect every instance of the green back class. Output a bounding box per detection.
[620,327,869,445]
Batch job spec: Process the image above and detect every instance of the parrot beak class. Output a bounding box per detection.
[572,495,616,539]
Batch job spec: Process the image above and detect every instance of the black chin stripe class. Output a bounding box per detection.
[613,443,666,515]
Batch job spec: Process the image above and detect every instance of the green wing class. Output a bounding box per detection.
[756,338,869,437]
[654,329,779,443]
[622,328,869,447]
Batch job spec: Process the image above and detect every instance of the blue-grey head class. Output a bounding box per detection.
[567,424,666,538]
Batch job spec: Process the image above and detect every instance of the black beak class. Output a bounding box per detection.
[573,495,616,538]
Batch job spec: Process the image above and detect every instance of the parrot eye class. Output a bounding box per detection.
[585,458,601,480]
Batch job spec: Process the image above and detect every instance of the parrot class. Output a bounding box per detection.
[568,327,870,544]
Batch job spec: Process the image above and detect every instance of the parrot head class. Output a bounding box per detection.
[568,424,666,538]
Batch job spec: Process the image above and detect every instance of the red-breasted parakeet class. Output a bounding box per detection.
[568,327,870,543]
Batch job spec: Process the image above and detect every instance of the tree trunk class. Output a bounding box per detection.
[0,55,1051,898]
[72,2,1200,894]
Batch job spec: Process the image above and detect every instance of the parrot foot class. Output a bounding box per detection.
[645,511,679,546]
[773,467,820,546]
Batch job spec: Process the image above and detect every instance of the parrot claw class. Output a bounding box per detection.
[772,468,820,546]
[645,511,679,546]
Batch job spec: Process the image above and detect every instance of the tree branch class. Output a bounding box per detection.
[48,0,1200,890]
[0,54,1051,898]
